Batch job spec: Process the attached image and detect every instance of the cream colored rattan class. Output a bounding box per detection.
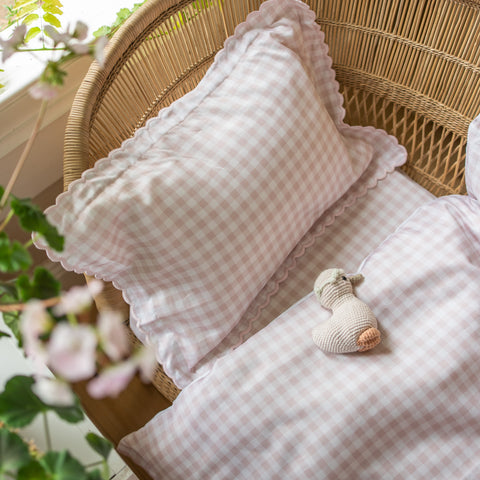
[64,1,480,474]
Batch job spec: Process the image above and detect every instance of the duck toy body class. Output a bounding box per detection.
[312,268,381,354]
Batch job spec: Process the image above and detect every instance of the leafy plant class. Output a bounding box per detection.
[0,376,112,479]
[93,2,148,39]
[3,0,64,43]
[0,2,158,478]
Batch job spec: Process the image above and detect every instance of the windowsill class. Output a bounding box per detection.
[0,1,139,198]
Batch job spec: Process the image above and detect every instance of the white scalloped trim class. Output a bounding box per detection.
[231,125,406,347]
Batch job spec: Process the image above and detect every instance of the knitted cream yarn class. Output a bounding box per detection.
[312,268,381,353]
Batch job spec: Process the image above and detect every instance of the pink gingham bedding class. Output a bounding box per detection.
[35,0,407,389]
[119,192,480,479]
[193,169,434,374]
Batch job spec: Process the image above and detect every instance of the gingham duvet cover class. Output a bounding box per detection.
[119,193,480,479]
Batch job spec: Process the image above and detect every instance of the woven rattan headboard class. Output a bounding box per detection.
[64,1,480,475]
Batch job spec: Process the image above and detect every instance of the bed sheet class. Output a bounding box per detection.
[119,193,480,479]
[196,169,434,372]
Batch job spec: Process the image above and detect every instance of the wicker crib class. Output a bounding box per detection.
[64,0,480,478]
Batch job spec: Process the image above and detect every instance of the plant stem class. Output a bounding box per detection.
[0,296,61,312]
[15,47,67,53]
[43,411,52,451]
[23,238,34,249]
[0,100,48,209]
[84,460,104,469]
[67,312,78,325]
[0,209,14,232]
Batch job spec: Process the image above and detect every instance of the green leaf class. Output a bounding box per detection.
[22,12,39,24]
[43,12,61,28]
[92,25,111,38]
[0,330,10,339]
[0,376,84,429]
[2,310,21,345]
[17,459,48,480]
[42,60,67,88]
[52,398,84,424]
[25,26,41,42]
[10,241,32,270]
[42,4,62,15]
[43,0,63,8]
[39,451,88,480]
[16,267,61,303]
[0,376,47,428]
[0,232,32,273]
[86,469,103,480]
[114,7,132,24]
[15,3,37,18]
[10,197,64,252]
[0,282,22,346]
[0,282,19,305]
[12,0,37,8]
[85,433,112,461]
[0,429,31,478]
[0,283,22,347]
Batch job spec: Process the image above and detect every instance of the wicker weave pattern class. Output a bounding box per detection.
[64,0,480,403]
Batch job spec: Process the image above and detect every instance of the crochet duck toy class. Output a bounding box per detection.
[312,268,381,353]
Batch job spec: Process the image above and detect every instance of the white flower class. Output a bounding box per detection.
[73,21,88,41]
[43,25,71,46]
[29,82,59,100]
[53,280,103,316]
[87,361,136,399]
[0,24,27,62]
[32,377,75,407]
[98,310,130,361]
[20,301,51,364]
[69,42,90,55]
[47,323,97,382]
[94,36,108,68]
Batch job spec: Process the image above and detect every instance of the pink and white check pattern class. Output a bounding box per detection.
[119,194,480,479]
[194,170,433,374]
[36,0,406,388]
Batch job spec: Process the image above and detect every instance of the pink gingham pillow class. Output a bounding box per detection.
[36,0,406,388]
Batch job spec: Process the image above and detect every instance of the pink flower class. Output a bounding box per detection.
[0,24,26,62]
[20,301,52,365]
[87,361,136,398]
[32,377,75,407]
[73,21,88,41]
[69,42,89,55]
[53,280,103,316]
[29,82,59,100]
[43,25,71,46]
[94,36,108,68]
[135,344,157,382]
[47,323,97,382]
[98,310,130,361]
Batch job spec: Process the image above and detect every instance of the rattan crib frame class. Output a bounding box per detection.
[64,0,480,477]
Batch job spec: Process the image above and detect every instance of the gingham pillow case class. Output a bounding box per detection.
[119,193,480,479]
[36,0,406,388]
